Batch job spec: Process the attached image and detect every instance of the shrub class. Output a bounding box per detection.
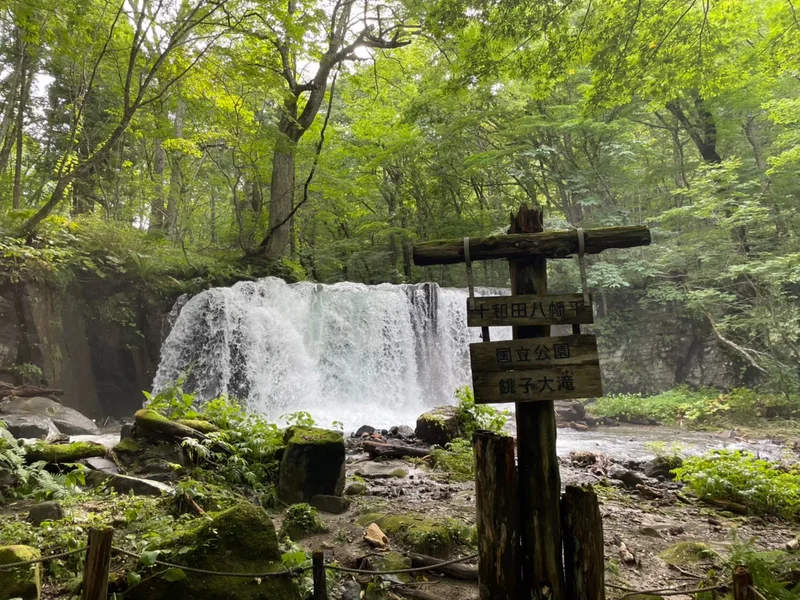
[430,438,474,481]
[454,386,508,438]
[674,450,800,519]
[280,503,327,540]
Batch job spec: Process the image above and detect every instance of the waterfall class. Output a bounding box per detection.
[154,277,509,429]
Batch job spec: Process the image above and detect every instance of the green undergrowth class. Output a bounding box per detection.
[279,503,327,540]
[589,386,800,428]
[675,450,800,520]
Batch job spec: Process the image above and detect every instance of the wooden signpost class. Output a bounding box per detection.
[413,207,650,600]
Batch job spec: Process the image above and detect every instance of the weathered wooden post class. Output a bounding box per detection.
[474,431,519,600]
[732,565,755,600]
[81,527,113,600]
[413,209,650,600]
[313,550,328,600]
[561,485,605,600]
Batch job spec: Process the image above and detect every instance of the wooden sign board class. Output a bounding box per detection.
[470,335,599,372]
[467,293,593,328]
[472,365,603,404]
[469,334,603,404]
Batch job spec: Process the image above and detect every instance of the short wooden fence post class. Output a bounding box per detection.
[81,527,113,600]
[474,431,519,600]
[561,485,605,600]
[732,565,755,600]
[312,549,327,600]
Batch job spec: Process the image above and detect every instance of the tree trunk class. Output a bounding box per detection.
[165,96,186,235]
[0,62,20,177]
[12,45,31,209]
[149,138,166,231]
[262,133,297,259]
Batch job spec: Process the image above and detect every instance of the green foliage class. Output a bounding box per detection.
[590,386,797,426]
[279,503,327,540]
[454,386,509,438]
[674,450,800,520]
[724,537,800,600]
[281,411,316,428]
[430,438,474,482]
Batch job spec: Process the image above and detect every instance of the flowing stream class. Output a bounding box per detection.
[154,277,510,429]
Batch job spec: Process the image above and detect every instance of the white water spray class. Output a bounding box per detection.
[154,277,509,429]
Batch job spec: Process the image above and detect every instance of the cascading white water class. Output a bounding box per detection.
[154,277,509,429]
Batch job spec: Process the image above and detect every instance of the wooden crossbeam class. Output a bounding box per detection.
[412,225,650,266]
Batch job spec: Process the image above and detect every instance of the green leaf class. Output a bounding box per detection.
[126,571,142,587]
[162,567,187,582]
[139,550,161,567]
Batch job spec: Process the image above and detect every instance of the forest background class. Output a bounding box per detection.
[0,0,798,398]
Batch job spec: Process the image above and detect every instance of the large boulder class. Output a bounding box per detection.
[278,427,345,504]
[415,406,459,446]
[128,503,299,600]
[0,545,41,600]
[0,414,59,440]
[0,396,99,435]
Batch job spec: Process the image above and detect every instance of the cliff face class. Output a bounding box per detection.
[0,280,168,418]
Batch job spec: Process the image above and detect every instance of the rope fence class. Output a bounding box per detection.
[0,533,769,600]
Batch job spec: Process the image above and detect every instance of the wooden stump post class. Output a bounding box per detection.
[561,485,605,600]
[510,206,564,600]
[474,431,519,600]
[313,549,328,600]
[732,565,755,600]
[81,527,113,600]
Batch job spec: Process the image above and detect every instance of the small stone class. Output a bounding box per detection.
[364,523,389,548]
[786,537,800,552]
[311,494,350,514]
[341,580,362,600]
[120,423,134,441]
[83,457,119,474]
[609,465,644,489]
[345,482,367,496]
[668,526,685,536]
[27,501,64,526]
[569,451,597,466]
[355,425,375,437]
[108,474,175,496]
[639,526,662,539]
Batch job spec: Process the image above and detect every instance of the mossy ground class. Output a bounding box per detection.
[113,438,142,453]
[357,512,474,557]
[0,545,41,600]
[659,541,719,565]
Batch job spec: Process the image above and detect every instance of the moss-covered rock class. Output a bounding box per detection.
[128,503,299,600]
[113,438,142,454]
[278,427,344,504]
[25,441,106,464]
[0,545,41,600]
[279,503,327,540]
[360,551,412,583]
[415,406,459,445]
[175,419,220,434]
[659,541,718,565]
[133,409,204,442]
[357,512,471,557]
[345,482,366,496]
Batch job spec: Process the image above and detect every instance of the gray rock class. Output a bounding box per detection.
[609,465,644,489]
[120,424,133,441]
[345,482,367,496]
[644,456,682,480]
[415,405,459,445]
[311,494,350,514]
[391,425,414,439]
[83,457,119,474]
[555,400,586,422]
[109,474,175,496]
[355,425,375,437]
[0,396,99,435]
[341,580,362,600]
[27,501,64,526]
[141,443,185,466]
[0,414,60,440]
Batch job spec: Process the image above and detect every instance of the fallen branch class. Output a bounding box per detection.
[363,441,430,459]
[409,553,478,581]
[0,382,64,398]
[705,312,767,373]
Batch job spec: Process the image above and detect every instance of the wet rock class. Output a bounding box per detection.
[786,537,800,552]
[415,405,459,445]
[120,423,133,441]
[341,580,362,600]
[355,425,375,437]
[569,451,597,466]
[0,396,99,435]
[639,526,662,539]
[83,457,119,474]
[643,456,682,480]
[0,545,41,600]
[390,425,414,439]
[108,474,175,496]
[609,465,644,489]
[27,501,64,526]
[555,400,586,422]
[0,414,60,440]
[345,482,367,496]
[278,427,345,503]
[311,494,350,514]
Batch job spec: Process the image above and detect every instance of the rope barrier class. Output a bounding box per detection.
[608,581,729,598]
[327,552,479,576]
[0,546,87,571]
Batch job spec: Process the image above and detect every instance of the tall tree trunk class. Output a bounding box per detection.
[0,64,20,177]
[12,45,31,209]
[149,138,166,231]
[262,130,297,259]
[165,96,186,235]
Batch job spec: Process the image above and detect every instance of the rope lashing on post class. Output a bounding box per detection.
[0,546,87,570]
[576,227,590,306]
